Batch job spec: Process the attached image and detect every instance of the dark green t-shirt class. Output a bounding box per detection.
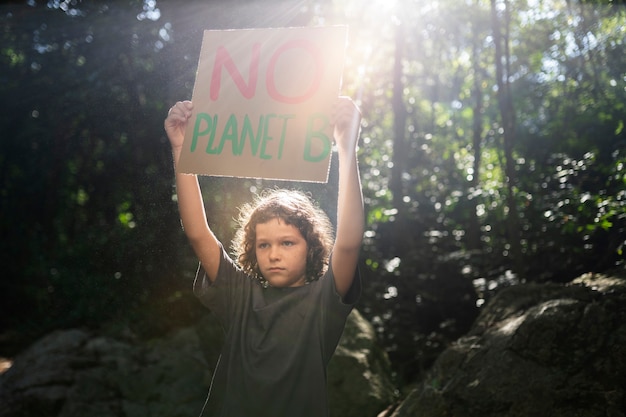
[193,245,360,417]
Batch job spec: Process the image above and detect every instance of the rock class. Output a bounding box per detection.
[0,327,209,417]
[389,272,626,417]
[328,309,398,417]
[0,310,396,417]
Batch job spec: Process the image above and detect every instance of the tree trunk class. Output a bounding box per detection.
[490,0,523,275]
[391,18,407,215]
[467,31,485,253]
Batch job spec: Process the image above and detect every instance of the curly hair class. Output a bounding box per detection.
[231,189,334,287]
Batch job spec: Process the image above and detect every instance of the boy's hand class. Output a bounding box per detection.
[164,101,193,149]
[332,96,361,154]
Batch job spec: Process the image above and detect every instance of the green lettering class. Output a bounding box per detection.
[275,114,295,160]
[303,113,331,162]
[260,114,276,160]
[241,115,263,156]
[217,114,241,155]
[191,113,217,153]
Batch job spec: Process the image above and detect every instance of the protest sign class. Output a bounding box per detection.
[177,26,348,182]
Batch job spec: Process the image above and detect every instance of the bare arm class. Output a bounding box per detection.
[331,97,365,297]
[164,101,221,281]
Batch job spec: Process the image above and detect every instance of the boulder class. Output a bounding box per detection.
[389,272,626,417]
[0,326,209,417]
[329,309,398,417]
[0,310,396,417]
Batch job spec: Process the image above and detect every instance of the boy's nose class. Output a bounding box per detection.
[269,246,280,259]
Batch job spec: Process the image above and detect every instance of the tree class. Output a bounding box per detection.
[490,0,523,274]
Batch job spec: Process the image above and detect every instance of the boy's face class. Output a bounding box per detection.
[255,218,308,288]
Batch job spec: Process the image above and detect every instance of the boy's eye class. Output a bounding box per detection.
[258,242,269,249]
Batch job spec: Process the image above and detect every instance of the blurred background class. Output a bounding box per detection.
[1,0,624,390]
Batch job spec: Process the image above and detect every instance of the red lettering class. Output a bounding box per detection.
[210,43,261,100]
[266,40,324,104]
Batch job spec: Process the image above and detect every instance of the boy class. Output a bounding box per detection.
[164,97,364,417]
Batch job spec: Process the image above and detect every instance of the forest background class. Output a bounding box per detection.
[1,0,624,389]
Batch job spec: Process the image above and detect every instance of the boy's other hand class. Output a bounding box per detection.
[164,100,193,149]
[332,96,361,154]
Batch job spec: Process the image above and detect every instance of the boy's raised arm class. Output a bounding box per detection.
[164,101,221,281]
[331,97,365,297]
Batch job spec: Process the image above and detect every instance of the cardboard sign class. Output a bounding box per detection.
[177,26,348,182]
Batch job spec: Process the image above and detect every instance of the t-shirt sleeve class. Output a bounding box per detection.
[318,261,361,364]
[192,243,226,302]
[327,254,361,308]
[339,266,361,306]
[192,244,245,328]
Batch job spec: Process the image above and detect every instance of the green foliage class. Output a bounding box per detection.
[0,1,200,339]
[332,0,625,384]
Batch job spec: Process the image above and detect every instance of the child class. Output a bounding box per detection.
[164,97,364,417]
